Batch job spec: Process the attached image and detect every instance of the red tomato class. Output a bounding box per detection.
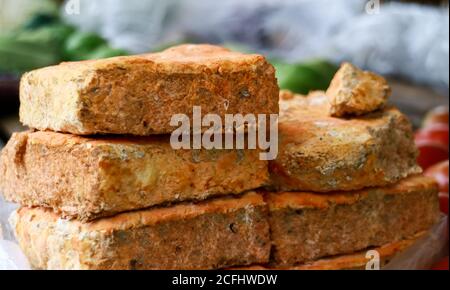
[431,257,449,270]
[425,160,449,193]
[439,193,449,215]
[423,106,449,128]
[416,140,449,170]
[415,123,449,147]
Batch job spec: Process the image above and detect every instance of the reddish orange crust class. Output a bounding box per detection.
[233,233,423,270]
[326,63,390,117]
[11,175,440,270]
[266,175,440,266]
[11,193,271,270]
[0,131,269,221]
[270,91,421,192]
[19,44,279,136]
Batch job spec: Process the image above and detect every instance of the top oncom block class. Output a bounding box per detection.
[19,44,279,136]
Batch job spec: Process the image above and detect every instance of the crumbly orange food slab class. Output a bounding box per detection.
[233,234,422,270]
[266,175,439,266]
[10,176,439,270]
[10,192,271,270]
[326,62,390,117]
[269,91,421,192]
[0,131,269,221]
[19,44,279,135]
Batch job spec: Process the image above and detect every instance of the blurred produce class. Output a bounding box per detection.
[0,35,60,74]
[0,12,129,74]
[431,257,449,270]
[438,193,449,215]
[416,142,449,170]
[0,0,57,34]
[224,43,339,94]
[425,161,449,194]
[0,14,77,74]
[416,107,449,270]
[415,106,450,170]
[85,45,128,60]
[64,31,106,60]
[416,124,449,148]
[273,60,338,94]
[423,106,449,128]
[22,12,59,29]
[17,23,75,46]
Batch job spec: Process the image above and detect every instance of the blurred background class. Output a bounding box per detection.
[0,0,449,146]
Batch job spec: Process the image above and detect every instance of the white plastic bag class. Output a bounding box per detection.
[0,195,17,242]
[0,240,30,270]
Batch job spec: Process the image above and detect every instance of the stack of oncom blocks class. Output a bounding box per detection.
[0,45,440,270]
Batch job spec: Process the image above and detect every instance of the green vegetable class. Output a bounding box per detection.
[272,60,338,94]
[16,24,75,47]
[0,0,58,33]
[0,35,60,73]
[23,13,58,30]
[87,45,128,59]
[64,31,107,60]
[305,60,338,86]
